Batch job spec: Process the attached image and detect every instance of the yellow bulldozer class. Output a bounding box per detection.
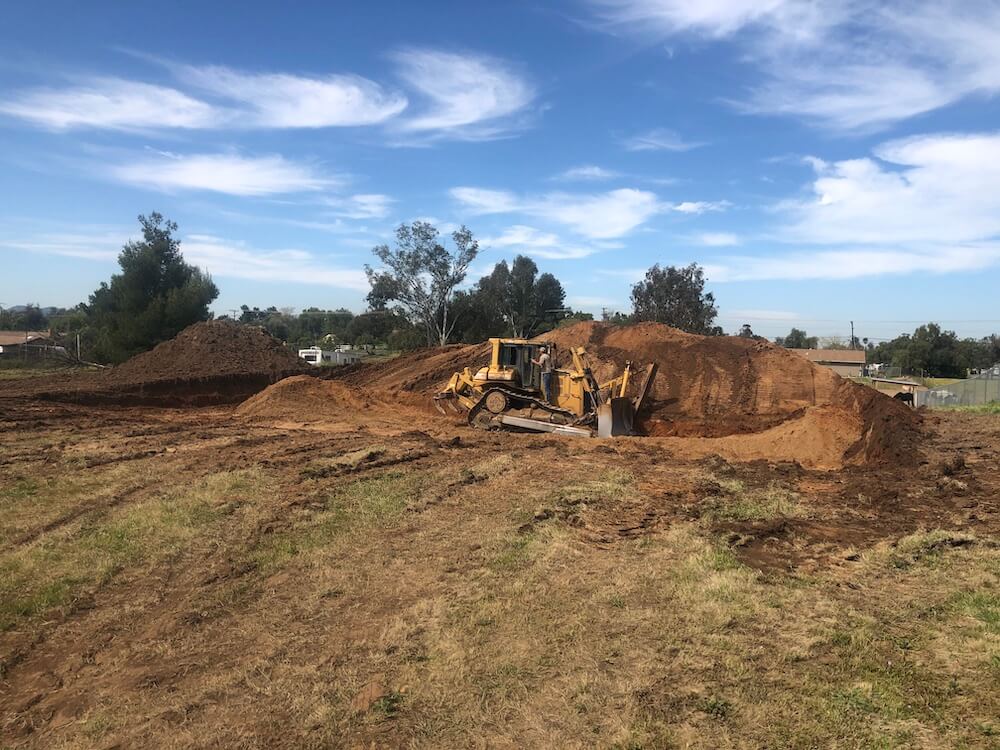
[434,338,657,437]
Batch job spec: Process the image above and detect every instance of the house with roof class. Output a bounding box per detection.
[790,348,867,377]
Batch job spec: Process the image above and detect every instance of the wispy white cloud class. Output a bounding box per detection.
[591,0,803,38]
[1,224,370,290]
[391,49,535,139]
[452,187,666,239]
[109,152,335,196]
[325,193,395,219]
[672,200,729,214]
[591,1,1000,131]
[480,225,597,260]
[702,130,1000,281]
[533,189,664,239]
[695,231,741,246]
[449,187,523,214]
[183,235,369,288]
[1,230,125,261]
[780,132,1000,246]
[452,185,728,239]
[0,78,221,131]
[176,64,407,127]
[555,165,621,180]
[622,127,705,152]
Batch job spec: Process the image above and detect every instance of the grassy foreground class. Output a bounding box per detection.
[2,450,998,749]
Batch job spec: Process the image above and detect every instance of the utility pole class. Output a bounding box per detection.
[850,321,855,349]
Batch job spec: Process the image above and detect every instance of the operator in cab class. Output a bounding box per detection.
[532,346,553,403]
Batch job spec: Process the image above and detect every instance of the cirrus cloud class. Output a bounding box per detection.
[589,0,1000,132]
[391,49,535,139]
[109,152,335,196]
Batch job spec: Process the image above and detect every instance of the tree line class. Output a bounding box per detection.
[15,212,993,378]
[774,324,1000,378]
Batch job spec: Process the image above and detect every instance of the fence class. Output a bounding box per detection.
[916,371,1000,407]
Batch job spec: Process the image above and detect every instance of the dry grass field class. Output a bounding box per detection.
[1,396,998,749]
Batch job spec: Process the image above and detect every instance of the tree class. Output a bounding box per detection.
[775,327,819,349]
[630,263,720,334]
[867,323,995,377]
[345,310,411,345]
[87,213,218,363]
[365,221,479,346]
[475,255,566,338]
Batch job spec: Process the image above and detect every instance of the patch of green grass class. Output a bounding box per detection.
[550,469,633,506]
[372,691,405,718]
[0,469,261,631]
[0,465,143,545]
[888,529,975,568]
[699,479,803,523]
[0,478,39,504]
[489,533,535,571]
[251,470,423,571]
[933,402,1000,414]
[951,591,1000,634]
[701,695,733,720]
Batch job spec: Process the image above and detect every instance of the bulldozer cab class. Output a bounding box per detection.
[491,339,551,391]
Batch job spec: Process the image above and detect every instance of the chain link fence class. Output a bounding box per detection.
[916,367,1000,407]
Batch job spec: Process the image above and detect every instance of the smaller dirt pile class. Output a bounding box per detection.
[237,375,371,421]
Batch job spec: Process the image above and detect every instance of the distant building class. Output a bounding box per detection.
[298,346,333,365]
[791,348,866,377]
[0,331,63,360]
[297,345,365,366]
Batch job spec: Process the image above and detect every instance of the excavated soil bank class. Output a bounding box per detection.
[3,321,308,406]
[328,321,921,468]
[1,319,920,468]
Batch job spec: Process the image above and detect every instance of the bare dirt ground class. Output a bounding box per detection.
[1,392,998,749]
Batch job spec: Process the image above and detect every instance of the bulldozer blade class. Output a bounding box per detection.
[632,362,659,415]
[597,397,635,437]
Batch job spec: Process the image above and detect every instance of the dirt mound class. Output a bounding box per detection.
[331,321,921,468]
[3,321,309,406]
[108,320,306,385]
[547,322,921,466]
[237,375,371,421]
[538,321,845,435]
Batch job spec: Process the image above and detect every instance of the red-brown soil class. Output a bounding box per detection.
[328,321,920,469]
[3,320,920,468]
[2,321,308,406]
[236,374,374,420]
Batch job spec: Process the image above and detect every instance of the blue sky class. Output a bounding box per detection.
[3,0,1000,342]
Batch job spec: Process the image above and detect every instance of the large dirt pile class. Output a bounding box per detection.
[107,321,305,385]
[6,321,309,406]
[329,321,920,468]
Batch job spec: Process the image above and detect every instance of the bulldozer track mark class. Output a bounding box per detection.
[82,449,162,468]
[298,450,434,479]
[11,482,153,548]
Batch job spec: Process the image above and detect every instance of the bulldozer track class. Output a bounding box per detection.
[466,387,580,430]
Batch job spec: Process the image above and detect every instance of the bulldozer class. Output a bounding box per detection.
[434,338,657,437]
